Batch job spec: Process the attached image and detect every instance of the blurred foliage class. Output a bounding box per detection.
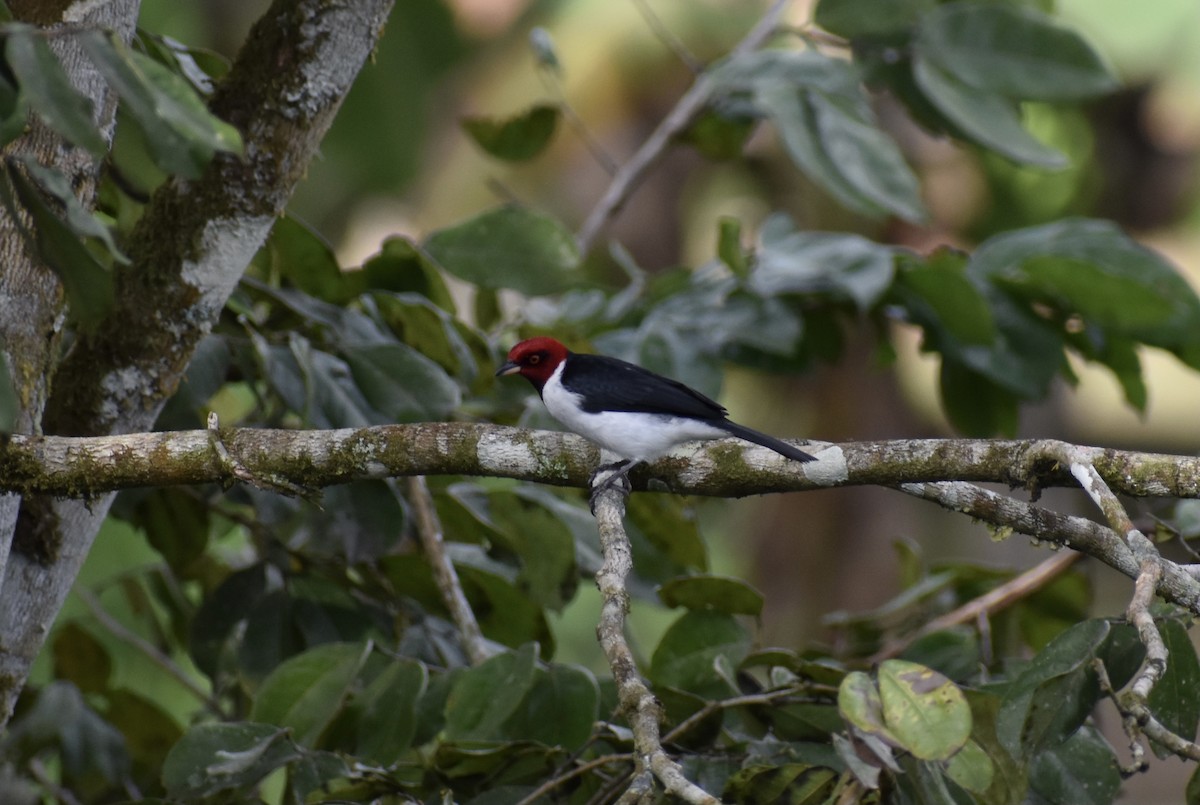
[3,0,1200,803]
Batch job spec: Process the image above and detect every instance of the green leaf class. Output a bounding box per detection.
[162,722,299,800]
[723,764,839,804]
[3,163,113,328]
[454,559,555,651]
[52,623,112,694]
[916,3,1118,101]
[353,658,427,764]
[911,54,1068,168]
[893,249,994,346]
[839,670,896,743]
[1028,726,1120,805]
[134,488,209,574]
[753,215,897,310]
[944,739,994,794]
[343,341,462,423]
[189,563,271,678]
[424,204,580,294]
[444,643,538,741]
[15,156,129,263]
[710,50,923,221]
[6,27,105,155]
[972,219,1200,358]
[939,362,1019,437]
[964,690,1027,805]
[7,682,128,783]
[658,575,765,616]
[79,30,242,178]
[1148,619,1200,752]
[650,610,751,696]
[815,0,938,38]
[462,103,559,161]
[506,663,600,750]
[358,236,457,312]
[250,641,373,746]
[760,82,922,221]
[0,351,17,433]
[265,214,345,303]
[877,659,972,760]
[679,105,756,160]
[996,618,1109,755]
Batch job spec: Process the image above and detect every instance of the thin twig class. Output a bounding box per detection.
[872,550,1081,662]
[515,753,634,805]
[575,0,791,254]
[632,0,702,72]
[591,477,722,804]
[405,475,491,665]
[76,587,222,716]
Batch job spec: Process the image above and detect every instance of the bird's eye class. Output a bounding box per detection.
[528,354,542,365]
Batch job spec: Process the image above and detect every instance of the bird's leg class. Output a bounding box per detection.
[589,459,638,513]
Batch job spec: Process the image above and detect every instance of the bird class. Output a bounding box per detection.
[496,336,817,497]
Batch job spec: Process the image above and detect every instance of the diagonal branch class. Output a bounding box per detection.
[575,0,790,253]
[591,478,721,804]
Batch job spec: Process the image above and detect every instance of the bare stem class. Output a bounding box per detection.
[76,587,222,716]
[591,479,722,804]
[405,475,491,665]
[873,550,1081,662]
[575,0,791,254]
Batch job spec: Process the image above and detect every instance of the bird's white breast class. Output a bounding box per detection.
[541,362,727,461]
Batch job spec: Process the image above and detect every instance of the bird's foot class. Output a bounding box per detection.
[588,461,635,514]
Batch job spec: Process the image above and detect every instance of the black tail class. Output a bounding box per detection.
[717,420,818,463]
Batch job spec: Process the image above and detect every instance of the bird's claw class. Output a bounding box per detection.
[588,462,633,514]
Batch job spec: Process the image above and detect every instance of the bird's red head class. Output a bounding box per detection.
[496,336,569,391]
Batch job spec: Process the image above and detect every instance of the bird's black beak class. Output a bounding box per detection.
[496,360,521,377]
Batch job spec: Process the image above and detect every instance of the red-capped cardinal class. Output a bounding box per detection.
[497,336,817,494]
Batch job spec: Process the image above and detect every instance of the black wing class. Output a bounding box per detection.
[562,353,728,419]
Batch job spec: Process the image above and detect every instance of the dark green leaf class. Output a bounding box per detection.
[815,0,937,38]
[265,214,345,303]
[650,610,751,696]
[996,618,1109,755]
[354,658,427,764]
[16,156,129,262]
[658,574,765,616]
[0,67,20,149]
[455,559,555,651]
[7,682,128,783]
[52,623,112,694]
[717,216,748,276]
[161,722,299,799]
[6,28,105,155]
[893,250,994,346]
[877,659,972,761]
[343,341,461,423]
[134,488,209,574]
[1028,726,1120,805]
[723,764,838,805]
[462,103,558,161]
[753,215,897,310]
[3,163,113,328]
[444,643,538,741]
[0,351,16,432]
[358,236,457,312]
[102,689,182,773]
[916,3,1118,101]
[911,54,1067,167]
[679,105,757,160]
[506,663,600,750]
[250,641,373,746]
[964,690,1027,805]
[1148,619,1200,751]
[939,362,1019,437]
[424,204,579,294]
[189,563,272,677]
[79,30,241,178]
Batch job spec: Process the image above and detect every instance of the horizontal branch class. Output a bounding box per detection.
[2,426,1200,502]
